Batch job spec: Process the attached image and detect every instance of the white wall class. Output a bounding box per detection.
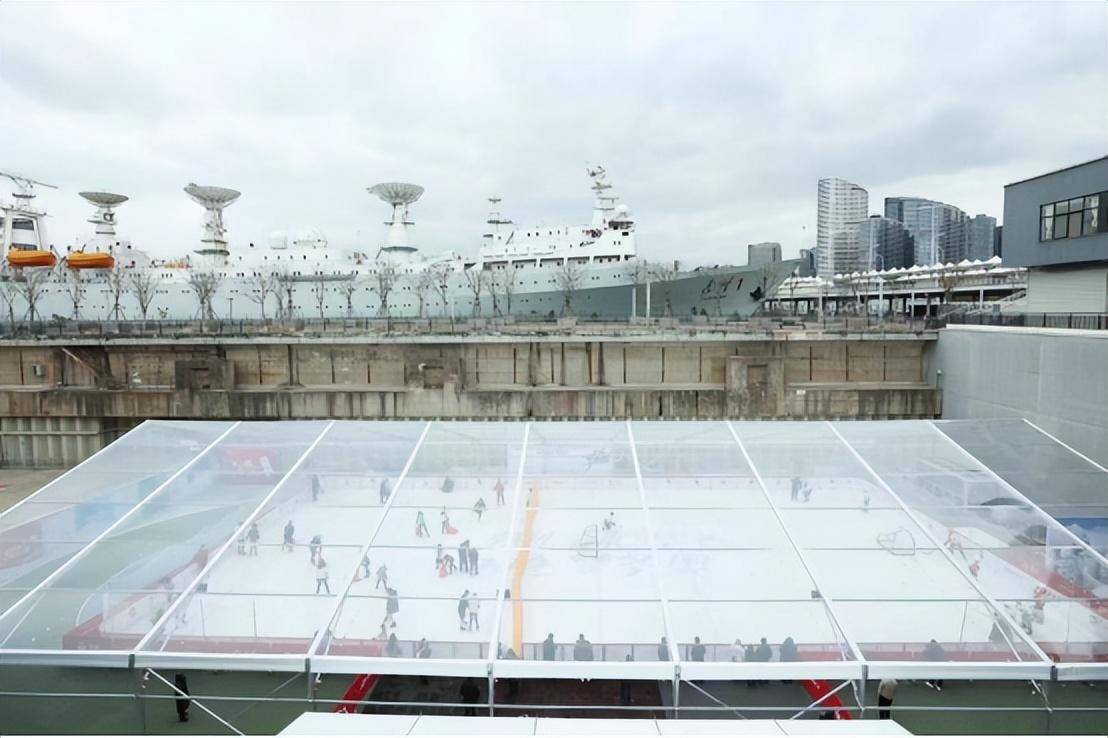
[1025,266,1108,313]
[931,325,1108,466]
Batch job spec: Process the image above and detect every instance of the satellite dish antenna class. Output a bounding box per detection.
[79,191,129,250]
[367,182,423,259]
[184,183,240,262]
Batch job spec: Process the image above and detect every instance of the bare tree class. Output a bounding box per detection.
[247,272,277,320]
[368,266,397,319]
[275,269,297,320]
[16,268,51,322]
[312,274,328,318]
[463,267,487,317]
[555,260,584,316]
[0,275,18,329]
[66,267,85,320]
[413,269,435,319]
[107,263,128,320]
[648,261,678,316]
[187,269,222,319]
[337,274,359,318]
[490,263,521,317]
[128,270,161,321]
[429,262,453,319]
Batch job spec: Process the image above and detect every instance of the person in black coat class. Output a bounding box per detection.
[173,673,190,723]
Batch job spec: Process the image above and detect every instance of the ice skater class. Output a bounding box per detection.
[283,520,295,552]
[236,522,247,555]
[969,556,982,579]
[790,477,802,502]
[441,508,455,534]
[247,522,260,556]
[439,553,456,576]
[458,590,470,630]
[311,474,322,502]
[379,477,391,504]
[862,491,871,512]
[472,497,487,521]
[435,544,444,570]
[603,512,617,532]
[802,483,812,503]
[459,540,470,573]
[375,563,389,590]
[309,534,323,565]
[494,478,505,506]
[415,511,430,538]
[382,587,399,629]
[945,531,965,559]
[467,545,478,575]
[315,559,331,594]
[360,554,371,580]
[466,592,480,630]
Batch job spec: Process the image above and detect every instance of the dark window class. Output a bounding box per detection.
[1053,214,1068,239]
[1068,212,1082,238]
[1040,191,1107,242]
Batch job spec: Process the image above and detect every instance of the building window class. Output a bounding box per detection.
[1040,191,1106,242]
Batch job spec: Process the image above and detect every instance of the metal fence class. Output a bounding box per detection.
[947,312,1108,331]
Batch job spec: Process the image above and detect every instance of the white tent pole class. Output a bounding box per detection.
[927,421,1108,571]
[486,422,531,673]
[0,420,153,523]
[135,421,337,652]
[306,421,432,660]
[725,421,866,665]
[626,421,681,666]
[826,422,1056,668]
[0,422,241,625]
[1020,419,1108,473]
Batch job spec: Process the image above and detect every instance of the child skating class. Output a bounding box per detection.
[415,511,430,538]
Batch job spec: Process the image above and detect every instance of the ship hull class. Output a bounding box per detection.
[13,260,798,322]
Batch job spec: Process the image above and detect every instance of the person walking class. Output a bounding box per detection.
[468,545,479,575]
[379,477,391,504]
[878,678,897,720]
[542,633,557,661]
[283,520,295,552]
[415,511,430,538]
[458,590,470,630]
[247,522,260,556]
[315,559,331,594]
[690,636,706,662]
[466,592,480,630]
[375,563,388,590]
[494,478,505,506]
[459,540,470,573]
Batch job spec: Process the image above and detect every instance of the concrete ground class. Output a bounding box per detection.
[0,467,67,512]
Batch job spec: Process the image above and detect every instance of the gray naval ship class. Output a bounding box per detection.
[1,166,801,321]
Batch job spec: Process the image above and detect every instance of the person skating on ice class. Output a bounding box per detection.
[466,592,480,630]
[315,558,331,594]
[435,544,444,570]
[440,553,456,575]
[360,554,371,580]
[283,520,295,552]
[603,512,617,532]
[459,540,470,573]
[790,477,802,502]
[473,497,487,521]
[309,534,323,564]
[415,510,430,538]
[379,477,391,504]
[375,563,389,590]
[383,587,399,629]
[236,522,246,555]
[247,522,260,556]
[467,545,478,575]
[494,478,505,506]
[458,590,470,630]
[311,474,322,502]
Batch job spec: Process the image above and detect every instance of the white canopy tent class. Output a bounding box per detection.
[0,419,1105,685]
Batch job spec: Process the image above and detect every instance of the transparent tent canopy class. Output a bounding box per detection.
[0,419,1104,681]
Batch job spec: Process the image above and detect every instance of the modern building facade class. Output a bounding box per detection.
[816,177,867,277]
[856,215,914,270]
[966,214,999,261]
[1003,156,1108,312]
[747,241,782,266]
[885,196,971,265]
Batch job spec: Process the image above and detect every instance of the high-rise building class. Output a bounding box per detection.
[747,242,782,266]
[855,215,914,270]
[965,214,998,261]
[884,197,967,264]
[816,178,868,276]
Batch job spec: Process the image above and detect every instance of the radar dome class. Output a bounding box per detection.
[269,230,288,249]
[614,203,631,216]
[292,227,327,249]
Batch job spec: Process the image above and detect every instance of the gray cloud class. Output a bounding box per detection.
[1,2,1104,264]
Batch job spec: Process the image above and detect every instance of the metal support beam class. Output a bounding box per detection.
[145,668,244,736]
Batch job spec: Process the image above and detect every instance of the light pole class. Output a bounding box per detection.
[874,254,885,322]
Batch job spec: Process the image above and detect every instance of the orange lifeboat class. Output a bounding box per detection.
[7,249,57,268]
[67,252,115,269]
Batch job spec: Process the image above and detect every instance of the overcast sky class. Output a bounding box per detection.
[1,2,1105,264]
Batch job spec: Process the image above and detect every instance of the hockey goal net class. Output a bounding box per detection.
[578,524,598,558]
[876,527,917,556]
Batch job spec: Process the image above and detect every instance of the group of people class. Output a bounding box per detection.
[457,590,480,630]
[236,522,261,556]
[436,541,479,577]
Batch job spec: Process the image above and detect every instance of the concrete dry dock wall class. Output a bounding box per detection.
[931,325,1108,466]
[0,331,939,466]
